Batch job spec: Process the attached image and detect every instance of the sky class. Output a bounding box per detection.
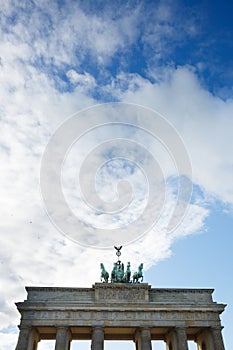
[0,0,233,349]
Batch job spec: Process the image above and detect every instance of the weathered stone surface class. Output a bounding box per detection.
[95,282,149,302]
[55,326,70,350]
[26,286,94,302]
[15,283,226,349]
[149,288,214,304]
[91,326,104,350]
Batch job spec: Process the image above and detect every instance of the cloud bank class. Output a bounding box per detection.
[0,1,232,349]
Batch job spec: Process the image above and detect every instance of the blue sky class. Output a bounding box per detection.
[0,0,233,349]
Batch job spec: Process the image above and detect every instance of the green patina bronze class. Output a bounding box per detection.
[100,263,109,283]
[132,263,143,283]
[100,247,143,284]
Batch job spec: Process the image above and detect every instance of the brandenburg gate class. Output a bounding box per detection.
[15,250,226,350]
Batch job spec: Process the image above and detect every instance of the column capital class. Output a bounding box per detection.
[18,324,32,330]
[176,326,188,331]
[55,325,71,336]
[140,327,151,341]
[91,326,104,337]
[92,325,104,331]
[141,327,151,331]
[211,325,224,331]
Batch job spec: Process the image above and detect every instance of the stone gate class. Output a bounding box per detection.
[15,282,226,350]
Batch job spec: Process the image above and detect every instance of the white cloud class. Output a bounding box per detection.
[0,333,18,350]
[113,67,233,204]
[66,69,96,88]
[0,2,232,349]
[0,1,142,69]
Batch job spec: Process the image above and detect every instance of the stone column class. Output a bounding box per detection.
[134,329,139,350]
[165,329,175,350]
[196,329,215,350]
[15,326,31,350]
[55,326,71,350]
[139,327,152,350]
[176,327,188,350]
[91,326,104,350]
[211,326,225,350]
[28,328,40,350]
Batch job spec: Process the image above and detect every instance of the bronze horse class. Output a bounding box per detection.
[100,263,109,283]
[133,263,143,283]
